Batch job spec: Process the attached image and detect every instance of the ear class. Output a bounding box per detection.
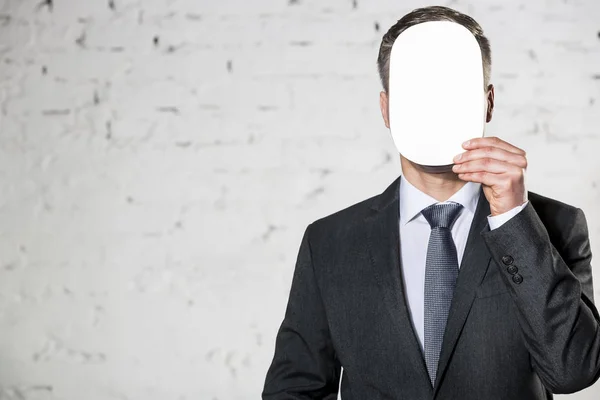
[485,84,495,123]
[380,90,390,129]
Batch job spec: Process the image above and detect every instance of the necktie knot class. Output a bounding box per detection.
[421,202,463,229]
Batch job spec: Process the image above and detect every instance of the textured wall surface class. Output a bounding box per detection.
[0,0,599,399]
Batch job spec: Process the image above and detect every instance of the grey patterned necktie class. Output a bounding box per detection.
[421,201,464,387]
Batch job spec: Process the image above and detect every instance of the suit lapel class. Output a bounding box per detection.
[364,175,433,394]
[364,174,493,398]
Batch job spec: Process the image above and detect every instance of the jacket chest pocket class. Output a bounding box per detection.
[474,261,510,299]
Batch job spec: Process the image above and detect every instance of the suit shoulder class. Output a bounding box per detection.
[527,190,584,247]
[528,190,581,216]
[307,192,379,242]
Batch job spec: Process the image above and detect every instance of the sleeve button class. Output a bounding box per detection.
[507,265,518,275]
[512,274,523,284]
[502,255,514,265]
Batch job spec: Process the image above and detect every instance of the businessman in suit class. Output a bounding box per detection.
[262,6,600,399]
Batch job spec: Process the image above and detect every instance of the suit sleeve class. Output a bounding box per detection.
[481,203,600,393]
[262,223,341,399]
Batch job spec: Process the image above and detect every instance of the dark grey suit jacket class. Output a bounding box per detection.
[262,175,600,399]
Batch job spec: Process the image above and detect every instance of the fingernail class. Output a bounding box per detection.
[454,153,462,161]
[462,140,470,147]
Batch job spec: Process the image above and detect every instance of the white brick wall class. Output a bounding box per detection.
[0,0,598,398]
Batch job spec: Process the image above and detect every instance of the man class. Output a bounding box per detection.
[262,6,600,399]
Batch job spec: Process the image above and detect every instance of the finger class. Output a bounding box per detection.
[463,136,526,155]
[457,171,505,187]
[454,147,527,168]
[452,159,522,175]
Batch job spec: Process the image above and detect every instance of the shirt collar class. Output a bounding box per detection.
[399,174,481,226]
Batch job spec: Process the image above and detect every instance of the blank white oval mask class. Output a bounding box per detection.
[388,21,487,166]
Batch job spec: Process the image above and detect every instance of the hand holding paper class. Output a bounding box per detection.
[387,20,527,215]
[453,136,528,216]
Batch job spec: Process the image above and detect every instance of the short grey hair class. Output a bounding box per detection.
[377,6,492,92]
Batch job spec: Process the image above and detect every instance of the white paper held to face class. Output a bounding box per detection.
[388,21,487,166]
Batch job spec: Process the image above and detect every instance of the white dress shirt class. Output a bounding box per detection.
[398,174,528,351]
